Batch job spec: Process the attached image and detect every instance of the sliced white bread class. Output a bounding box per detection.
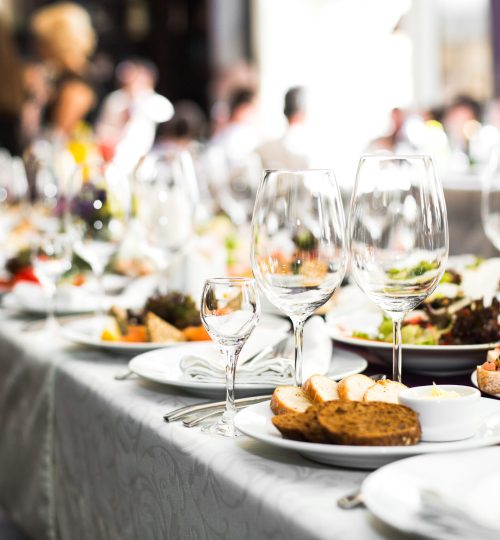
[270,386,313,415]
[476,366,500,395]
[363,380,408,404]
[337,374,374,401]
[303,374,339,404]
[146,312,185,342]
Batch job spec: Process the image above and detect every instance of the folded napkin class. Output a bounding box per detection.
[180,316,332,384]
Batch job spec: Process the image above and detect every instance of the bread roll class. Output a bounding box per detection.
[270,386,313,415]
[363,380,408,404]
[337,374,374,401]
[303,374,339,404]
[476,366,500,395]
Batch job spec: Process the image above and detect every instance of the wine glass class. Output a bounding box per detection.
[251,169,347,386]
[348,155,448,382]
[482,147,500,252]
[200,277,260,437]
[133,151,198,290]
[68,160,130,321]
[31,230,72,329]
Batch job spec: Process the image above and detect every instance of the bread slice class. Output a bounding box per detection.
[145,311,185,343]
[303,374,339,404]
[337,374,374,401]
[270,386,312,415]
[109,305,128,334]
[477,366,500,395]
[318,400,421,446]
[363,380,408,404]
[272,405,329,443]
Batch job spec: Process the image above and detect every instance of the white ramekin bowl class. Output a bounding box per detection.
[398,385,481,442]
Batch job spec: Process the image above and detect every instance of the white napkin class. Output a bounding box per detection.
[180,316,332,384]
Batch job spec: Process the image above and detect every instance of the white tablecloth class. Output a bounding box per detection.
[0,312,399,540]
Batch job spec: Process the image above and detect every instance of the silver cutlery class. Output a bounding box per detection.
[182,396,272,427]
[337,490,364,509]
[114,369,137,381]
[165,394,273,423]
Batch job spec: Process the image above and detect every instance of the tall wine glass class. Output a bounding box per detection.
[482,147,500,252]
[133,151,198,290]
[251,169,347,386]
[31,230,72,330]
[200,277,260,437]
[68,160,130,321]
[348,155,448,382]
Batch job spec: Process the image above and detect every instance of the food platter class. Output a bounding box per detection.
[234,399,500,469]
[60,313,290,354]
[326,284,499,376]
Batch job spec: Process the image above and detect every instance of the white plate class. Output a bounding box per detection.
[234,398,500,469]
[471,370,500,399]
[2,289,99,315]
[326,285,499,376]
[362,448,500,536]
[60,313,290,356]
[129,347,367,398]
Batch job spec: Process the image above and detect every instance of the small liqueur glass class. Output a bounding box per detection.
[200,277,261,437]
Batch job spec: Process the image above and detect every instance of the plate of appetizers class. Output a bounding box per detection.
[235,374,500,469]
[471,346,500,398]
[60,291,218,353]
[326,261,500,375]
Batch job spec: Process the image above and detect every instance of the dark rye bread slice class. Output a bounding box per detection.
[318,400,421,446]
[271,405,330,444]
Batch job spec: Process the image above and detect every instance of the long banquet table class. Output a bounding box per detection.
[0,308,468,540]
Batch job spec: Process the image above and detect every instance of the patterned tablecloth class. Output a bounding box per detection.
[0,311,412,540]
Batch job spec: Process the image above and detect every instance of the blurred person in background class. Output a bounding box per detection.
[207,88,261,224]
[30,2,97,137]
[257,86,311,169]
[0,18,25,156]
[210,88,259,164]
[442,96,482,152]
[154,100,207,153]
[96,57,173,171]
[368,107,409,152]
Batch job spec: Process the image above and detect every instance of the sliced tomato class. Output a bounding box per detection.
[13,267,40,284]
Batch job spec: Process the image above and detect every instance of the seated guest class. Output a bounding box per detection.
[209,87,260,165]
[30,2,97,136]
[257,86,311,169]
[368,107,408,152]
[0,18,24,156]
[154,100,207,153]
[96,57,174,171]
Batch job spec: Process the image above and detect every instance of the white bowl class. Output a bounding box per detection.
[399,385,481,442]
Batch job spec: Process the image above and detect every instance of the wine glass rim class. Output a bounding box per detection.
[359,153,433,161]
[204,276,255,285]
[263,168,335,174]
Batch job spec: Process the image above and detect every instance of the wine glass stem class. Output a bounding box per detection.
[95,268,105,321]
[291,317,305,387]
[390,313,405,383]
[222,346,239,423]
[45,282,57,332]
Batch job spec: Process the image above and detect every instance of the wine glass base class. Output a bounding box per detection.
[201,416,241,438]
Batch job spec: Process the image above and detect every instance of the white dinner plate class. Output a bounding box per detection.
[326,285,499,376]
[60,313,290,356]
[471,370,500,399]
[1,274,131,315]
[234,398,500,469]
[362,448,500,536]
[129,347,367,398]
